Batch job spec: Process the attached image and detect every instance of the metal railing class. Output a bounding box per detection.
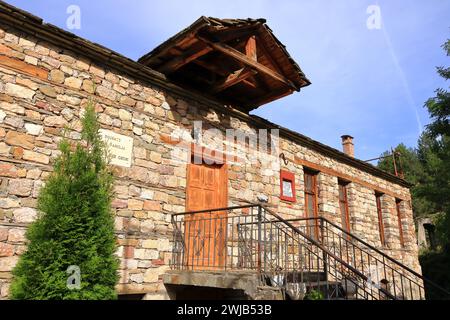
[170,204,450,300]
[171,205,263,271]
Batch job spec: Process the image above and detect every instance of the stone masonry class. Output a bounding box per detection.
[0,13,420,299]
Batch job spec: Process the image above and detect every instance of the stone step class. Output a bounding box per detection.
[263,271,327,285]
[255,286,284,300]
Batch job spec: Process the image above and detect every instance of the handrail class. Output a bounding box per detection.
[172,204,258,216]
[174,204,377,282]
[282,215,450,297]
[262,216,384,300]
[170,203,449,299]
[259,206,397,299]
[285,217,421,278]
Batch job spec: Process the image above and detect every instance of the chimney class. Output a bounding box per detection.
[341,135,354,157]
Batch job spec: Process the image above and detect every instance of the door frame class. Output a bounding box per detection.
[184,161,228,270]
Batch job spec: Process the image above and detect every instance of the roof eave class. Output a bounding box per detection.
[138,16,211,65]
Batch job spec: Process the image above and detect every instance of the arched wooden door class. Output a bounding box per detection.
[185,163,228,270]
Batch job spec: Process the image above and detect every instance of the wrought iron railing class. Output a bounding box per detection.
[257,208,396,300]
[170,204,450,300]
[283,217,426,300]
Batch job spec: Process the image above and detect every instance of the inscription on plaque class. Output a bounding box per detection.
[99,129,133,168]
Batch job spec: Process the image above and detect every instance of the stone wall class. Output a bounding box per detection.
[0,22,420,299]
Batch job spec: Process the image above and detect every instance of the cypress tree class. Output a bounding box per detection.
[10,103,119,299]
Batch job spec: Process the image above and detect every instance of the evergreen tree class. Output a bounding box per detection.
[425,40,450,138]
[414,132,441,217]
[418,39,450,299]
[420,39,450,248]
[377,144,421,183]
[377,39,450,298]
[376,39,449,231]
[10,103,119,299]
[376,143,434,218]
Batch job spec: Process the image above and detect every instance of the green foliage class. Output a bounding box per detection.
[377,142,435,218]
[377,39,450,299]
[377,144,420,183]
[415,39,450,300]
[425,40,450,138]
[10,103,119,300]
[416,134,450,215]
[377,39,450,245]
[304,289,324,300]
[420,39,450,249]
[419,248,450,300]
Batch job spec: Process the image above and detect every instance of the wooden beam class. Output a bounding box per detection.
[197,36,297,90]
[245,36,257,61]
[211,67,257,93]
[0,54,48,80]
[194,59,227,76]
[256,40,285,77]
[208,24,261,43]
[157,45,213,74]
[194,59,257,89]
[242,77,258,89]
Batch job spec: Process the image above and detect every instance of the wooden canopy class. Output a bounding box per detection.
[139,17,311,112]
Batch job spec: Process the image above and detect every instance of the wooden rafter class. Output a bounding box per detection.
[139,32,198,65]
[207,24,261,43]
[255,39,285,77]
[194,59,226,75]
[211,67,257,93]
[252,74,270,92]
[158,44,213,74]
[193,59,257,89]
[209,35,257,93]
[197,35,297,90]
[242,77,258,89]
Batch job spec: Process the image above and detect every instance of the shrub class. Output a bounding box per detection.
[10,103,119,299]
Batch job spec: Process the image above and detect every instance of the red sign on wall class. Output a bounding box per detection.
[280,170,296,202]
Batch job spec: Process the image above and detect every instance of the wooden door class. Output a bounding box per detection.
[185,163,228,270]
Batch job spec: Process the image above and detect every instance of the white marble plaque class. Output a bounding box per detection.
[99,129,133,168]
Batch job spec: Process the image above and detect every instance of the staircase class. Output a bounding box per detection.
[170,204,450,300]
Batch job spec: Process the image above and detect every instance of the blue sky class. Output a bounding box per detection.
[5,0,449,161]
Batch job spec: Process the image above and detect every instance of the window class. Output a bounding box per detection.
[280,170,296,202]
[396,199,405,247]
[338,181,351,233]
[375,193,386,246]
[304,170,319,238]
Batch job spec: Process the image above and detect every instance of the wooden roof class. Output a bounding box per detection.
[139,17,311,112]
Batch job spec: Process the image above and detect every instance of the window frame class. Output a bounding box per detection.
[304,169,319,238]
[375,192,386,247]
[280,169,296,202]
[338,180,351,233]
[396,199,405,248]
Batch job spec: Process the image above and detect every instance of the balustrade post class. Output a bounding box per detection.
[320,218,329,297]
[257,205,262,273]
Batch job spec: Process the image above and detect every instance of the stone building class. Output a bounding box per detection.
[416,216,438,251]
[0,2,428,300]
